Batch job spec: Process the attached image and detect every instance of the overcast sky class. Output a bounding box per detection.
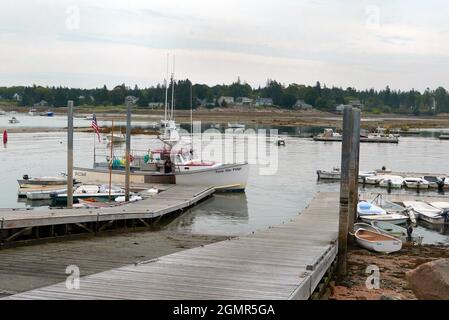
[1,0,449,91]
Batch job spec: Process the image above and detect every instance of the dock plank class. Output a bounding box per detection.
[5,192,339,300]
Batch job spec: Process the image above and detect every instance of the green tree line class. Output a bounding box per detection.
[1,80,448,114]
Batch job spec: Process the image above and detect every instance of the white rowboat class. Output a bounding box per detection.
[355,228,402,253]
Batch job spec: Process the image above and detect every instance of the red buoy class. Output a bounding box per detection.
[3,130,7,144]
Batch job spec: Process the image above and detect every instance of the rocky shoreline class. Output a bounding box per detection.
[329,244,449,300]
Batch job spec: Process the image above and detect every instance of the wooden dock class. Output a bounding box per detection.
[313,136,398,143]
[0,185,215,245]
[4,192,339,300]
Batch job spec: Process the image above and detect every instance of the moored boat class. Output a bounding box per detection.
[359,213,409,225]
[371,221,408,238]
[17,175,73,187]
[403,201,448,224]
[357,201,387,216]
[354,228,402,253]
[8,116,19,124]
[403,177,429,189]
[378,175,404,188]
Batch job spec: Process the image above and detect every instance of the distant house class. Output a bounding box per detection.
[33,100,49,107]
[255,97,273,107]
[148,102,164,109]
[335,104,347,113]
[293,99,313,110]
[12,93,22,101]
[217,96,234,106]
[235,97,253,106]
[348,99,364,109]
[197,98,216,108]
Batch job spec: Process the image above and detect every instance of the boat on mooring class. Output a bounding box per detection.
[8,116,20,124]
[17,174,74,188]
[354,228,402,253]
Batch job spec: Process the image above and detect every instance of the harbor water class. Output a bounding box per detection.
[1,127,449,244]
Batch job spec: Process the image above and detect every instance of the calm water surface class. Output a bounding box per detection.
[1,128,449,244]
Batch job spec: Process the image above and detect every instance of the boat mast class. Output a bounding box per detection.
[190,82,193,151]
[171,55,175,121]
[164,53,169,123]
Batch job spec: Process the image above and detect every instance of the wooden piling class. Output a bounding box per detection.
[125,98,132,201]
[67,100,74,209]
[347,108,361,236]
[337,106,353,276]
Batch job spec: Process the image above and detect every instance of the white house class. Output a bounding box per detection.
[335,104,346,113]
[235,97,253,106]
[217,96,234,106]
[255,97,273,107]
[12,93,22,101]
[293,99,313,110]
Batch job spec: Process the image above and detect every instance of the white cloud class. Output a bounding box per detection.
[1,0,449,90]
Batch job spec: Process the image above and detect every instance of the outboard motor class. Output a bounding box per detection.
[438,177,446,193]
[442,209,449,224]
[23,174,29,180]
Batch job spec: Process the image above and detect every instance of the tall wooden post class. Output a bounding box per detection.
[348,108,361,235]
[125,98,132,202]
[67,100,74,209]
[337,106,354,276]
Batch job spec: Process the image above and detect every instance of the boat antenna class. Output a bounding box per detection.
[164,53,169,123]
[171,55,175,120]
[190,82,193,151]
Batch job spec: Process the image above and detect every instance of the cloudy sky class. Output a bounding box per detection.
[1,0,449,91]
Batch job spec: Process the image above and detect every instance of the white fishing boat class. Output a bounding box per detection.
[403,201,447,224]
[354,228,402,253]
[360,213,409,225]
[28,108,38,116]
[316,167,341,180]
[403,177,429,189]
[0,109,6,115]
[357,201,386,216]
[378,175,404,188]
[106,133,126,144]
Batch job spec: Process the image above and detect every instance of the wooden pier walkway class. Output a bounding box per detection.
[5,192,339,300]
[0,185,215,244]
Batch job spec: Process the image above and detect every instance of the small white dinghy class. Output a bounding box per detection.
[403,201,447,225]
[355,228,402,253]
[403,177,429,189]
[357,201,386,216]
[360,213,408,225]
[378,175,404,188]
[371,221,408,239]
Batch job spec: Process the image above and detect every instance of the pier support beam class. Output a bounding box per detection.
[124,97,133,202]
[337,106,360,277]
[348,108,361,235]
[67,100,74,209]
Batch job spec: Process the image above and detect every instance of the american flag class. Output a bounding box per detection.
[91,113,101,142]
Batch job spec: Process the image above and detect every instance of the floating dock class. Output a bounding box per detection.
[0,185,215,245]
[4,192,339,300]
[313,136,398,143]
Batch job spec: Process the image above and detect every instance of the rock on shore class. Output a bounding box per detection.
[406,258,449,300]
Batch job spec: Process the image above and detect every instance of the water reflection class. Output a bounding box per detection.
[165,193,249,236]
